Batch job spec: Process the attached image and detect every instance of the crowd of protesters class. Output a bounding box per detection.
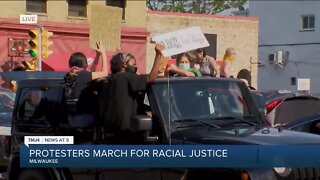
[6,41,249,144]
[162,47,236,78]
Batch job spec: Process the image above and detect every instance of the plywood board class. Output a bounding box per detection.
[89,5,122,51]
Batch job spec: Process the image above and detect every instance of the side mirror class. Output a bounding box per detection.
[131,115,158,143]
[131,115,152,131]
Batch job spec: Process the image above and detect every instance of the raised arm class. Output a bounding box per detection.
[90,50,101,72]
[147,44,165,83]
[223,61,231,78]
[92,41,108,80]
[166,65,195,77]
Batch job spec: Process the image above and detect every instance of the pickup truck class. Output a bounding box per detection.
[4,72,320,180]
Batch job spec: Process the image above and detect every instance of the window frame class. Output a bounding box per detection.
[268,53,276,64]
[291,77,297,86]
[26,0,47,14]
[68,0,88,18]
[301,15,315,31]
[15,87,60,123]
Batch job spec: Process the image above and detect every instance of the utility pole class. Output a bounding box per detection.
[37,24,43,71]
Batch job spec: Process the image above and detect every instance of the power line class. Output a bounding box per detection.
[259,42,320,47]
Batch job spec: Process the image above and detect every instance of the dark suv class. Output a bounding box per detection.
[5,72,320,180]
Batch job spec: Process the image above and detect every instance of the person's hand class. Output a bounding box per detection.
[159,67,165,74]
[165,64,176,72]
[95,41,106,54]
[155,43,164,55]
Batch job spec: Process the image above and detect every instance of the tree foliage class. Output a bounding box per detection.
[146,0,247,14]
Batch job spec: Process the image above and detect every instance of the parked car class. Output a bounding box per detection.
[283,113,320,135]
[250,90,320,129]
[250,90,295,110]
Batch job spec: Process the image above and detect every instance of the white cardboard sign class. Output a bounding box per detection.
[152,27,209,57]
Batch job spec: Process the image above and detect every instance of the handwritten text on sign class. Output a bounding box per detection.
[152,27,209,57]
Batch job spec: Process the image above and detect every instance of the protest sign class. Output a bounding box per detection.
[152,27,210,57]
[89,5,122,51]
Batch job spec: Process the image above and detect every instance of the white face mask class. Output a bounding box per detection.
[178,63,190,70]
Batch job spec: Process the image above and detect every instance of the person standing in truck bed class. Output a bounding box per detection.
[65,41,108,128]
[102,44,164,144]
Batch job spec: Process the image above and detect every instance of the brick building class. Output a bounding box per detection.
[0,1,259,87]
[146,11,259,87]
[0,0,148,72]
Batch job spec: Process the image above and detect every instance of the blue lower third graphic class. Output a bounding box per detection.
[20,145,320,168]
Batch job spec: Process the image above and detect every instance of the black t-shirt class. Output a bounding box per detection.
[68,71,96,114]
[69,71,92,98]
[103,72,148,131]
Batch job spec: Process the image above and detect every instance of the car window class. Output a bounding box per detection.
[250,92,266,111]
[17,87,60,123]
[275,99,320,125]
[310,121,320,135]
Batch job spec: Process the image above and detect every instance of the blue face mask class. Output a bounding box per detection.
[178,63,190,71]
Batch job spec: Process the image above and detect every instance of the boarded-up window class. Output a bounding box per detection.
[204,34,217,59]
[68,0,87,17]
[26,0,47,13]
[106,0,125,20]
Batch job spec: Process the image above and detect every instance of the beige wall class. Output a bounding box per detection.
[0,0,146,27]
[0,1,258,86]
[146,13,259,87]
[0,1,25,18]
[123,1,146,27]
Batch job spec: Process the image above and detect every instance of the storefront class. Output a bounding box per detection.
[0,18,148,73]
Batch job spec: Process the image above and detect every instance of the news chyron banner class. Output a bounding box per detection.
[21,136,320,168]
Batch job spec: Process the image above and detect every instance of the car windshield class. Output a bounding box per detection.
[152,79,262,130]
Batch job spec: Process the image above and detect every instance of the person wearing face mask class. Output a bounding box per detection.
[102,44,164,143]
[220,48,236,78]
[166,53,202,77]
